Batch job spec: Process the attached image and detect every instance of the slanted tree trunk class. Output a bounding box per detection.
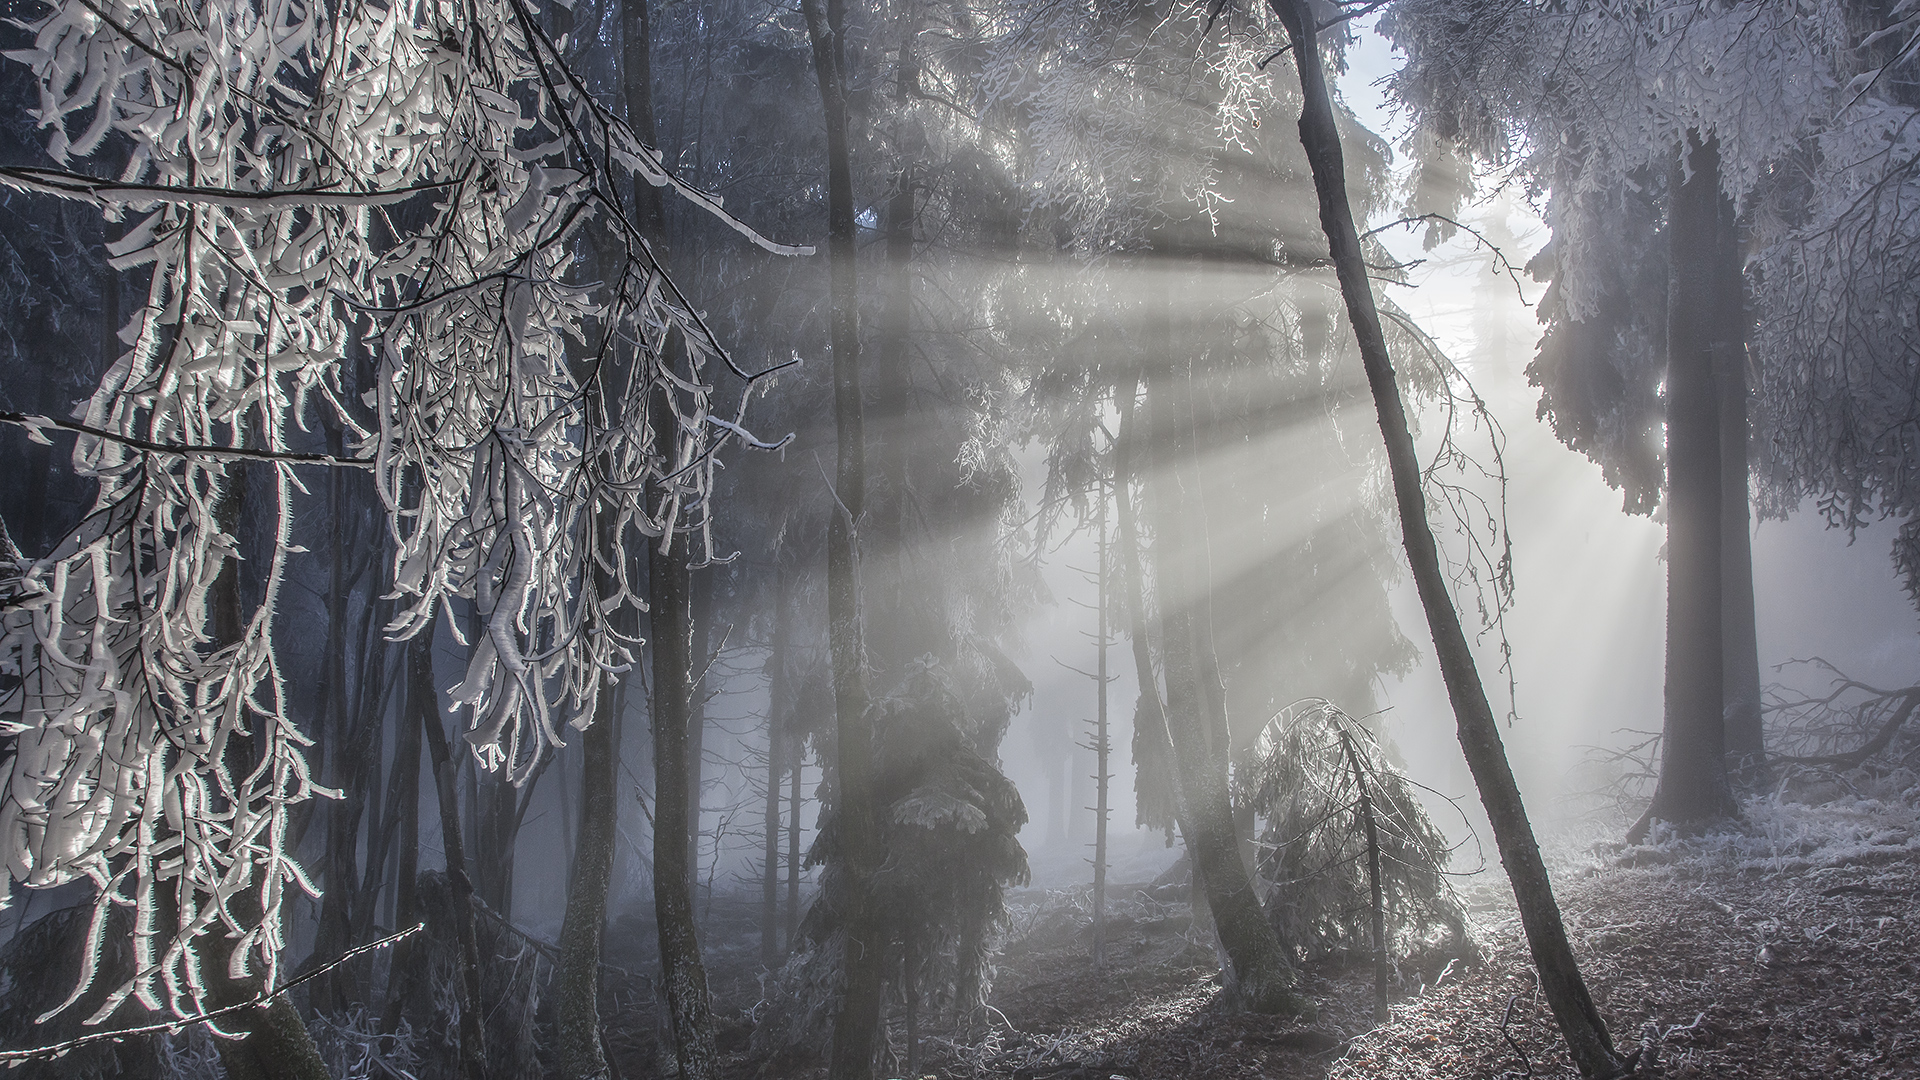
[1270,3,1626,1074]
[801,0,885,1071]
[1635,136,1740,837]
[1139,324,1300,1015]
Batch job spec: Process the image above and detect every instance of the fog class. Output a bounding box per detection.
[3,2,1917,1077]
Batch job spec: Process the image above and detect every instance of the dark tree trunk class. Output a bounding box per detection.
[419,656,489,1080]
[620,6,717,1064]
[650,536,717,1080]
[1139,330,1299,1015]
[1270,3,1626,1074]
[1635,137,1740,837]
[310,449,356,1009]
[474,753,521,917]
[620,0,666,244]
[349,636,394,943]
[801,0,885,1070]
[380,630,428,1036]
[556,662,623,1080]
[316,520,388,1007]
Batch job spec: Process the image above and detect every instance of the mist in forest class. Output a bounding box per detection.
[3,1,1920,1079]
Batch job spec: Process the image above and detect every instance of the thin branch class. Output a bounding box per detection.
[0,924,424,1063]
[0,412,372,468]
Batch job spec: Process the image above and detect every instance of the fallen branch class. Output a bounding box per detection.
[1774,688,1920,770]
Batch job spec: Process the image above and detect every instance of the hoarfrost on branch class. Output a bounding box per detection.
[0,0,797,1023]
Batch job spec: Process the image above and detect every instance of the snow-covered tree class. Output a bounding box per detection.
[1381,0,1920,829]
[0,0,797,1031]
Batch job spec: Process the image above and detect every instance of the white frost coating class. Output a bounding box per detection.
[0,0,795,1024]
[1385,0,1920,582]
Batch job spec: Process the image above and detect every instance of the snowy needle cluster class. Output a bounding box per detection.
[0,0,795,1023]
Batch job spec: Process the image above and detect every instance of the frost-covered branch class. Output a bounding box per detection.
[0,0,798,1025]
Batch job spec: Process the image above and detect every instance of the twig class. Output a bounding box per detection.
[0,411,372,468]
[1499,994,1534,1079]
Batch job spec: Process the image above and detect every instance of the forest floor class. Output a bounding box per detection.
[613,776,1920,1080]
[954,781,1920,1080]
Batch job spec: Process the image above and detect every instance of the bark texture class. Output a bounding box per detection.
[1270,2,1626,1074]
[651,541,718,1080]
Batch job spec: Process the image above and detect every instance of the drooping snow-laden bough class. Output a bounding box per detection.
[0,0,803,1027]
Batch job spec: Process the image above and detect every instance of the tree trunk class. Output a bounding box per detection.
[1269,3,1626,1074]
[687,567,713,908]
[1113,370,1176,838]
[650,532,717,1080]
[202,469,333,1080]
[1719,288,1764,773]
[475,750,524,917]
[380,630,428,1036]
[618,7,718,1061]
[1340,731,1389,1023]
[1092,481,1110,970]
[349,636,394,943]
[801,0,884,1071]
[310,450,355,1010]
[1635,136,1740,837]
[1139,326,1300,1015]
[869,8,921,665]
[556,659,624,1080]
[787,744,804,949]
[418,652,490,1080]
[763,572,791,968]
